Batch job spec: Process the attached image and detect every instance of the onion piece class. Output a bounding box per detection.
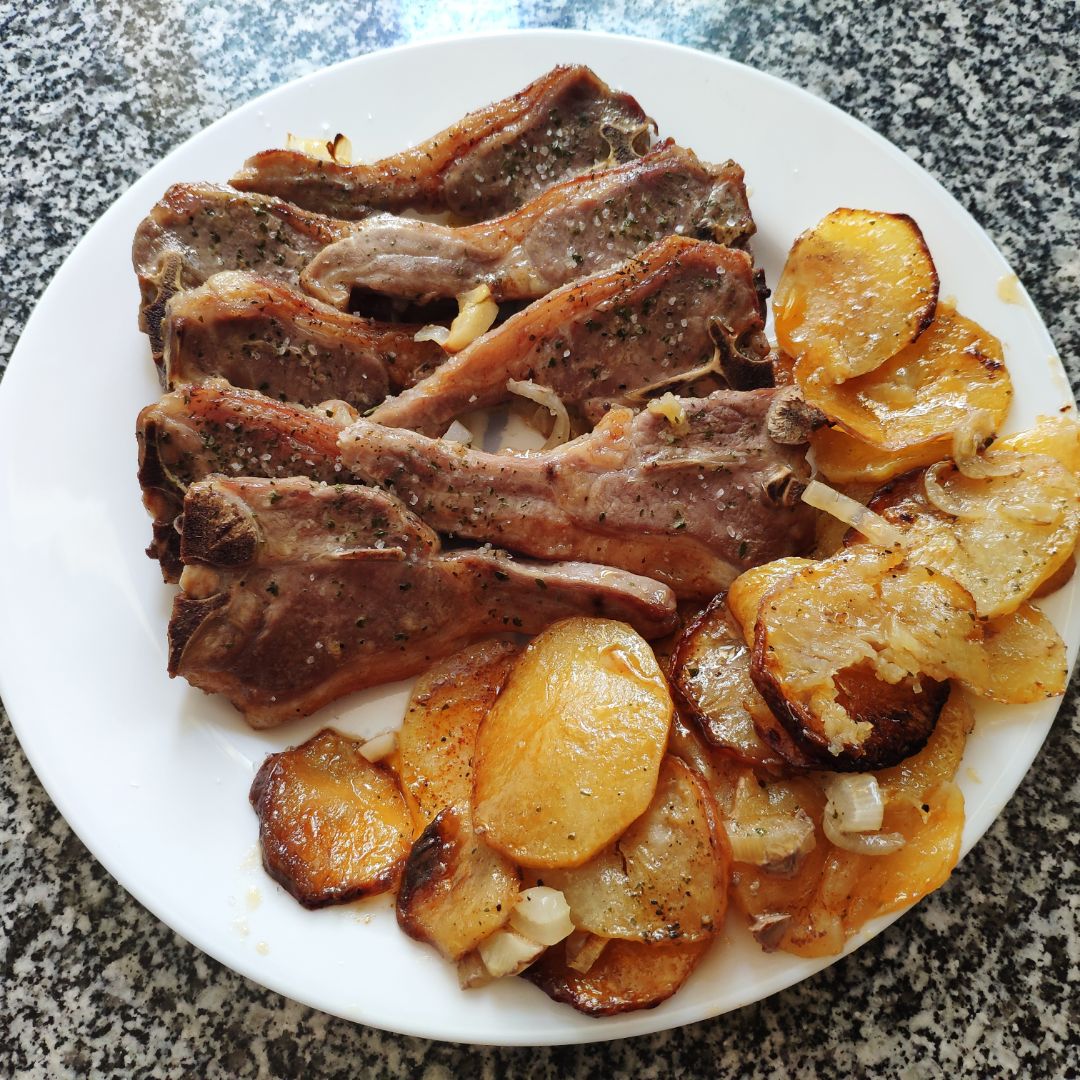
[725,812,816,875]
[952,409,1021,479]
[822,774,905,856]
[285,132,353,165]
[442,420,474,446]
[509,887,574,947]
[564,931,608,974]
[801,479,906,549]
[507,379,571,450]
[358,729,397,763]
[414,324,450,346]
[477,928,546,978]
[444,284,499,353]
[646,391,689,435]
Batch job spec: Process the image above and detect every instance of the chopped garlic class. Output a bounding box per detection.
[285,132,352,165]
[443,284,499,353]
[509,887,574,947]
[646,391,689,435]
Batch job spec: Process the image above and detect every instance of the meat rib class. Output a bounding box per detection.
[169,476,678,726]
[370,235,769,436]
[341,390,814,598]
[162,272,445,403]
[300,141,754,307]
[137,380,351,582]
[231,65,653,221]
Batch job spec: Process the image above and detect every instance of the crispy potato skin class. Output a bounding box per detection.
[250,728,411,909]
[522,937,709,1016]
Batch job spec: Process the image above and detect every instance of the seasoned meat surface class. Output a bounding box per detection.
[163,272,445,406]
[137,380,352,581]
[341,390,814,598]
[371,236,769,436]
[231,65,653,221]
[132,183,359,361]
[169,476,678,726]
[300,141,754,307]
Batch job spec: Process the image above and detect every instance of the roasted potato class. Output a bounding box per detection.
[396,806,520,960]
[727,558,815,647]
[543,757,728,944]
[729,689,971,957]
[750,551,965,769]
[250,728,412,908]
[997,413,1080,471]
[473,618,673,869]
[797,304,1010,451]
[973,603,1068,703]
[670,594,803,770]
[398,639,519,831]
[774,209,938,383]
[522,936,709,1016]
[811,425,950,486]
[861,449,1080,618]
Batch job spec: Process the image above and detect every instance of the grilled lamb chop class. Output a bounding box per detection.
[162,272,445,403]
[231,65,653,221]
[371,235,770,436]
[300,141,754,308]
[132,183,360,361]
[169,476,678,726]
[137,380,351,582]
[341,389,814,598]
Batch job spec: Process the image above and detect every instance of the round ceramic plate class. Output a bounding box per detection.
[0,30,1076,1046]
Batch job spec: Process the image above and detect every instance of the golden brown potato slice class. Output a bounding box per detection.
[522,936,709,1016]
[670,594,795,770]
[727,558,815,647]
[543,757,728,943]
[473,618,673,869]
[973,603,1068,703]
[751,551,965,769]
[397,639,519,831]
[861,451,1080,618]
[997,414,1080,471]
[774,209,939,383]
[396,806,520,960]
[811,425,950,486]
[250,728,411,908]
[796,304,1010,451]
[730,689,970,958]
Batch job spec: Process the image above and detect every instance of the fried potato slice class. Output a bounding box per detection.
[543,757,728,943]
[797,304,1010,450]
[522,936,709,1016]
[811,425,950,486]
[472,618,672,869]
[670,593,797,770]
[997,414,1080,471]
[774,209,938,383]
[729,689,970,957]
[862,450,1080,618]
[973,603,1068,703]
[250,728,411,908]
[751,550,964,769]
[396,806,520,960]
[398,639,519,831]
[727,558,816,647]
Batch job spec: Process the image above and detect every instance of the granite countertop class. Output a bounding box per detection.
[2,2,1078,1076]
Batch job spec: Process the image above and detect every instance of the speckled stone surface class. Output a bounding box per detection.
[2,1,1079,1076]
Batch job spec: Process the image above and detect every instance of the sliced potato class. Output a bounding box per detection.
[811,425,950,486]
[396,806,520,960]
[670,594,796,770]
[522,936,709,1016]
[564,931,609,974]
[774,209,938,383]
[862,449,1080,618]
[751,551,965,769]
[544,757,728,943]
[797,304,1010,450]
[971,603,1068,703]
[250,728,411,908]
[727,558,816,647]
[398,639,519,830]
[997,414,1080,471]
[473,618,673,870]
[730,688,970,957]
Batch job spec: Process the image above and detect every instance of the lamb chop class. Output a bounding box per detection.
[137,380,352,581]
[132,183,360,360]
[370,235,770,436]
[300,141,755,308]
[231,65,653,221]
[340,389,814,599]
[162,272,445,403]
[170,476,678,726]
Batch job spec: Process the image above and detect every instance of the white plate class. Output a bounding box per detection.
[1,30,1076,1046]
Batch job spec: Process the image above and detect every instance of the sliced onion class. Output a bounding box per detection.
[358,729,397,763]
[822,813,906,855]
[802,479,906,549]
[477,928,546,978]
[646,391,689,434]
[725,811,816,875]
[507,379,571,450]
[564,931,608,974]
[442,420,474,446]
[285,132,353,165]
[414,324,450,346]
[822,774,905,856]
[444,284,499,353]
[509,886,574,947]
[952,410,1021,479]
[457,951,493,990]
